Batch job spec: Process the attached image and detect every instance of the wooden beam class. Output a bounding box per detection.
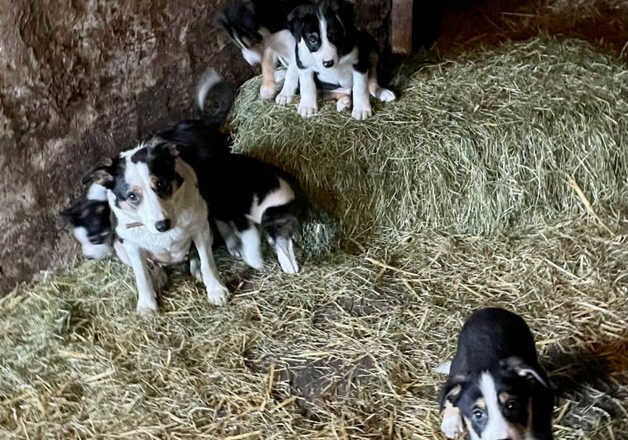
[391,0,414,55]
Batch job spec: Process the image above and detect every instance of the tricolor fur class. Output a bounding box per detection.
[220,0,301,100]
[61,183,113,260]
[284,0,395,119]
[439,308,554,440]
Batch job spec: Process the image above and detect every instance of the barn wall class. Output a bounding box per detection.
[0,0,390,294]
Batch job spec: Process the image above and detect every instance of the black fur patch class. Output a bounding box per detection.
[61,199,112,244]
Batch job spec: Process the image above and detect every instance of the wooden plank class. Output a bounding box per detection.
[391,0,414,54]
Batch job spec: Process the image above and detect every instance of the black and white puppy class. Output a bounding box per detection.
[61,183,114,260]
[220,0,302,100]
[439,308,554,440]
[83,73,229,315]
[283,0,396,120]
[159,121,300,274]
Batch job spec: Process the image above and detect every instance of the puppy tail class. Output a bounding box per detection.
[196,68,223,111]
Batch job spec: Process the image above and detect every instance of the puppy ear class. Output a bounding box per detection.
[287,6,306,38]
[501,356,549,388]
[439,375,467,409]
[153,141,180,158]
[82,159,115,188]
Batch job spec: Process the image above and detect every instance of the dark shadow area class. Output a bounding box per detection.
[544,337,628,430]
[412,0,627,56]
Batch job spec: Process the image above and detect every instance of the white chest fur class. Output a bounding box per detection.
[298,43,358,89]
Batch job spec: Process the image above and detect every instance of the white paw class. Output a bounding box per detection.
[275,93,294,105]
[336,96,352,112]
[378,88,396,102]
[440,414,463,439]
[137,299,158,316]
[206,284,229,306]
[352,104,372,120]
[243,252,264,271]
[298,102,318,118]
[260,84,276,100]
[227,243,241,258]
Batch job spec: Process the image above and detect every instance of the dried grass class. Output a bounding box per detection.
[1,37,627,439]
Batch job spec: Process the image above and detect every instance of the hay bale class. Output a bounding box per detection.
[1,37,627,439]
[231,36,627,244]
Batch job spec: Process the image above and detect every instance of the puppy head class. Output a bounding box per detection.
[289,0,354,70]
[220,0,264,64]
[61,198,113,259]
[262,205,299,274]
[442,360,552,440]
[85,140,184,234]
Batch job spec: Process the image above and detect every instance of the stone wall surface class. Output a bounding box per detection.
[0,0,390,294]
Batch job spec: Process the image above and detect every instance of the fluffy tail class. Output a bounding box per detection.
[196,68,222,111]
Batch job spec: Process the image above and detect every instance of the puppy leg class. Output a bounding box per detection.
[193,225,228,306]
[237,223,264,270]
[189,257,202,283]
[216,220,241,258]
[351,69,373,120]
[260,47,277,100]
[276,60,299,105]
[440,401,464,439]
[123,242,158,316]
[297,69,318,118]
[367,54,396,103]
[334,93,352,113]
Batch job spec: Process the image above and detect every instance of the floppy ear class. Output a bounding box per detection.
[501,356,549,388]
[287,6,306,38]
[439,375,467,409]
[82,160,115,188]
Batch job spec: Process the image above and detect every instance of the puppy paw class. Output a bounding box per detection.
[336,95,352,112]
[242,252,264,271]
[137,299,158,316]
[440,413,463,439]
[351,104,373,120]
[206,284,229,306]
[377,88,396,102]
[260,84,276,100]
[298,102,318,118]
[275,93,294,106]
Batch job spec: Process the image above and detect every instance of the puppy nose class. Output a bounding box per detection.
[90,237,104,244]
[323,59,334,68]
[155,219,171,232]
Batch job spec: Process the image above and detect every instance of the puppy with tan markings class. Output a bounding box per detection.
[283,0,396,120]
[439,308,554,440]
[220,0,301,100]
[84,72,229,315]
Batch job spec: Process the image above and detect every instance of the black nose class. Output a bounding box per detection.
[155,219,171,232]
[90,237,104,244]
[323,59,334,68]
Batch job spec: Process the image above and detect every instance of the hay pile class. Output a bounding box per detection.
[2,37,627,439]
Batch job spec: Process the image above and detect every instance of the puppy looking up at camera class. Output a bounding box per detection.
[281,0,396,120]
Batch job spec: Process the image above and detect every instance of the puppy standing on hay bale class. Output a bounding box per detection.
[220,0,301,101]
[438,308,554,440]
[285,0,396,120]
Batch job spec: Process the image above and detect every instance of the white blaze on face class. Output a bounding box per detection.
[317,16,338,69]
[122,154,172,233]
[479,372,522,440]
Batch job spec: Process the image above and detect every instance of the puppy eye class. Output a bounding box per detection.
[156,180,167,191]
[505,400,520,411]
[472,409,484,420]
[127,192,139,202]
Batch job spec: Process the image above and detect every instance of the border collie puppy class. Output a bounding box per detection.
[83,74,229,315]
[283,0,396,120]
[159,121,300,274]
[439,308,554,440]
[220,0,302,100]
[61,183,113,260]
